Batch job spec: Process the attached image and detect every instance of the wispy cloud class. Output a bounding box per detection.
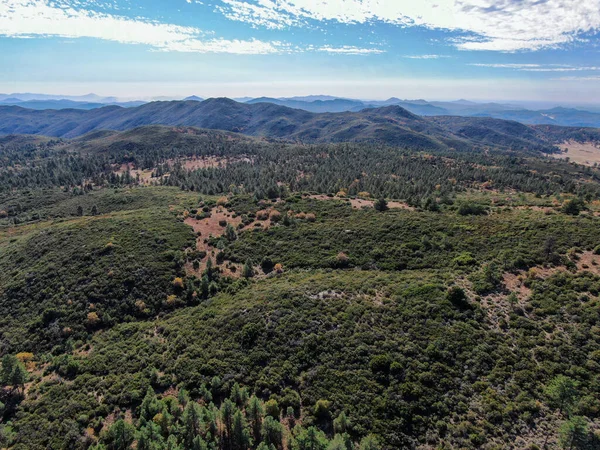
[403,55,450,59]
[0,0,284,54]
[215,0,600,52]
[470,63,600,72]
[553,76,600,81]
[315,45,385,55]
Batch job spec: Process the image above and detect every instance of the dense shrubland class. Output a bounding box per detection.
[2,128,600,448]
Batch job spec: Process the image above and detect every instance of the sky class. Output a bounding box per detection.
[1,0,600,104]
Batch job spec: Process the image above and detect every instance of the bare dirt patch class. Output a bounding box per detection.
[114,156,253,185]
[479,251,600,331]
[552,141,600,166]
[115,163,155,184]
[307,195,413,210]
[184,207,242,275]
[181,156,253,170]
[573,251,600,275]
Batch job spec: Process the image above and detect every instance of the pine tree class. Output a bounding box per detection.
[231,410,251,450]
[546,375,579,415]
[333,412,350,434]
[136,421,164,450]
[182,402,202,448]
[140,387,162,421]
[292,426,329,450]
[358,435,380,450]
[246,396,264,444]
[261,416,283,449]
[374,198,388,212]
[225,223,238,241]
[242,260,254,278]
[559,416,589,449]
[220,399,236,450]
[102,419,135,450]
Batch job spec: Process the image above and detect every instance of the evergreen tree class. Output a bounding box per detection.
[546,375,579,415]
[225,223,238,241]
[220,399,236,450]
[102,419,135,450]
[333,412,349,434]
[182,402,202,448]
[292,426,329,450]
[165,435,182,450]
[231,410,251,450]
[1,354,28,393]
[140,387,162,421]
[191,435,209,450]
[358,436,380,450]
[374,198,388,212]
[242,260,254,279]
[559,416,589,449]
[261,416,283,449]
[327,434,352,450]
[136,421,164,450]
[246,396,264,444]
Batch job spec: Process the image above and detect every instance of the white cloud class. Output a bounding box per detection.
[216,0,600,52]
[470,63,600,72]
[553,76,600,81]
[0,0,283,54]
[403,55,449,59]
[316,45,384,55]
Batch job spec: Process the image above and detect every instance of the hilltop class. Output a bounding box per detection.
[2,98,599,154]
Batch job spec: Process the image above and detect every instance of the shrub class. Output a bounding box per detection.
[370,354,392,373]
[313,399,332,420]
[86,312,100,327]
[256,210,269,220]
[374,198,388,212]
[269,210,282,222]
[265,399,280,419]
[458,203,487,216]
[261,257,275,274]
[562,198,586,216]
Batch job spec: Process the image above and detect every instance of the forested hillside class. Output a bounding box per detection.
[1,99,599,154]
[2,121,600,450]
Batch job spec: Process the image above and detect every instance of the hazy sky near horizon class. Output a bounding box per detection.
[1,0,600,103]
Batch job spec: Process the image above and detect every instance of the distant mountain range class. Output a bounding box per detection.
[1,97,598,153]
[0,98,146,110]
[246,97,600,128]
[2,92,600,128]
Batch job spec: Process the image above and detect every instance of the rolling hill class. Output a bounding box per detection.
[2,98,597,153]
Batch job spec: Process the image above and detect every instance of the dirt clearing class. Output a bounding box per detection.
[307,195,413,210]
[552,141,600,166]
[184,207,242,275]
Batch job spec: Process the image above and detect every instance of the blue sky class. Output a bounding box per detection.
[1,0,600,103]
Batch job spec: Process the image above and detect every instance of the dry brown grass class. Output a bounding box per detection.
[307,195,413,210]
[552,141,600,166]
[184,208,242,276]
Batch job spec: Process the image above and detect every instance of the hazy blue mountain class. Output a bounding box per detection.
[282,95,344,102]
[248,97,366,113]
[0,99,145,110]
[0,93,119,103]
[0,97,596,153]
[243,96,600,128]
